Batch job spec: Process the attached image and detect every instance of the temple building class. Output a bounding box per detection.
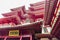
[0,0,60,40]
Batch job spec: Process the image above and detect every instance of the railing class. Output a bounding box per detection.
[0,35,32,40]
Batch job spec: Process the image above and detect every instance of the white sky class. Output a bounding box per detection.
[0,0,45,18]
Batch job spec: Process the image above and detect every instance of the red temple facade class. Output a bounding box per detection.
[0,0,60,40]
